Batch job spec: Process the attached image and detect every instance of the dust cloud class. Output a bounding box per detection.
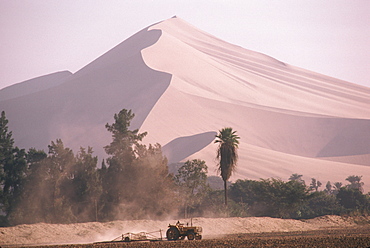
[1,215,366,246]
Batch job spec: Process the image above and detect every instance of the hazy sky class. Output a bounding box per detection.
[1,0,369,90]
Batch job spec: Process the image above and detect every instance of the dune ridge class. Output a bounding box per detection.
[0,17,369,190]
[140,17,370,189]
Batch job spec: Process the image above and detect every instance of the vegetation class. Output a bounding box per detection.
[174,159,208,218]
[0,110,370,226]
[215,127,240,205]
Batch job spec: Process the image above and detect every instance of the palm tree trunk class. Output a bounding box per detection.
[224,179,227,206]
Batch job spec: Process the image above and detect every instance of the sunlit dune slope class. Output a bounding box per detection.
[140,17,370,189]
[1,16,369,190]
[143,17,370,118]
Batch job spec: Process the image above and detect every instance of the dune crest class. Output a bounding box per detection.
[140,17,370,190]
[1,17,370,191]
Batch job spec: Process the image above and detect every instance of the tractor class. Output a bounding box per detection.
[166,221,202,241]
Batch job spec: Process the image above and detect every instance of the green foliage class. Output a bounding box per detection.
[215,127,240,205]
[228,175,370,219]
[8,148,48,224]
[46,139,77,223]
[70,147,102,222]
[175,159,209,218]
[101,109,148,215]
[0,111,27,220]
[100,109,178,220]
[309,178,322,192]
[333,182,343,195]
[289,173,305,185]
[197,189,249,218]
[299,191,342,219]
[346,175,364,192]
[7,142,103,225]
[101,109,147,215]
[104,109,147,159]
[230,178,310,218]
[2,109,370,225]
[175,159,208,196]
[337,187,368,212]
[324,181,332,194]
[130,143,176,219]
[215,127,240,182]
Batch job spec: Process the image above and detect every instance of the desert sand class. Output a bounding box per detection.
[140,17,370,190]
[1,16,370,191]
[1,215,368,246]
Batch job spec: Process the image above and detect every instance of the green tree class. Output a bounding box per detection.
[8,148,47,225]
[131,143,177,219]
[104,109,147,161]
[199,189,247,218]
[230,178,309,218]
[14,142,103,224]
[6,139,78,224]
[215,127,240,205]
[333,182,343,195]
[102,110,147,209]
[70,147,102,222]
[324,181,333,195]
[0,111,27,220]
[300,191,341,218]
[101,109,180,220]
[289,173,305,185]
[337,187,367,213]
[345,175,364,192]
[46,139,76,223]
[309,178,322,192]
[175,159,208,217]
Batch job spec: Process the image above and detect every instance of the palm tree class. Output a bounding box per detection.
[289,173,305,185]
[345,175,364,192]
[215,127,240,205]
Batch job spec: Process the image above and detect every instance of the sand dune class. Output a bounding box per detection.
[1,16,370,191]
[0,71,72,101]
[141,17,370,189]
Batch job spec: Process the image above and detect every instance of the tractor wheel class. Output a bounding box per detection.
[195,235,202,240]
[187,232,195,240]
[166,227,180,241]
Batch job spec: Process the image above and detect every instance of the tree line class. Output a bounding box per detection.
[0,109,178,225]
[0,110,369,226]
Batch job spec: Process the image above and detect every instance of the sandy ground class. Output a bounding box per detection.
[1,215,369,246]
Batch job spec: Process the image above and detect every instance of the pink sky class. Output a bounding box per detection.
[0,0,369,90]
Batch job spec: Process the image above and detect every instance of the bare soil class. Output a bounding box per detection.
[2,216,370,248]
[9,227,370,248]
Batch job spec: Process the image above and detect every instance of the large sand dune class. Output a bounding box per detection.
[1,17,370,190]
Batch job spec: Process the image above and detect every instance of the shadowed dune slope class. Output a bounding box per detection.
[0,71,72,101]
[0,26,171,158]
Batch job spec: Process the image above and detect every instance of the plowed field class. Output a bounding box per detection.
[14,227,370,248]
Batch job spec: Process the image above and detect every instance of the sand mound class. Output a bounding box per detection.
[0,215,365,246]
[2,17,370,192]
